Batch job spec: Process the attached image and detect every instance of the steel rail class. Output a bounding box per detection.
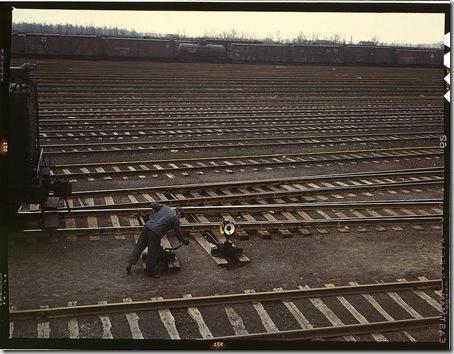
[20,214,443,235]
[211,317,441,341]
[17,199,444,216]
[9,279,440,320]
[52,146,440,168]
[67,166,444,196]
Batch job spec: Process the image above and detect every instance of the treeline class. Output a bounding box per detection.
[12,22,443,48]
[13,22,142,37]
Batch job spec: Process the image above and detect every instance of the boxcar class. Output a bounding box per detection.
[288,45,343,64]
[177,43,226,61]
[138,39,176,59]
[343,45,393,65]
[104,37,140,58]
[67,35,104,57]
[230,43,288,63]
[11,33,26,56]
[395,48,442,66]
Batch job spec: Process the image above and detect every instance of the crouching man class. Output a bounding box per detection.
[126,203,188,278]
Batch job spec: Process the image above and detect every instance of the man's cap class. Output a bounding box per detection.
[176,206,185,216]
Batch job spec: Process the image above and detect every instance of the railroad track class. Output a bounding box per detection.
[41,132,442,155]
[19,199,443,237]
[23,167,445,208]
[8,278,443,341]
[38,107,442,121]
[48,147,443,180]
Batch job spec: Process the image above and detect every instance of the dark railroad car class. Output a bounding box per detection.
[343,45,393,65]
[395,48,443,66]
[11,33,26,56]
[104,37,140,58]
[23,33,59,55]
[288,45,343,64]
[177,42,226,61]
[68,35,104,57]
[230,43,288,63]
[23,33,104,57]
[138,39,176,59]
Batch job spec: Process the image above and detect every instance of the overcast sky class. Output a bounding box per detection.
[13,9,445,44]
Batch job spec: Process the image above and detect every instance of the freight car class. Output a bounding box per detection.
[230,43,288,63]
[10,32,444,67]
[343,45,394,65]
[177,42,226,62]
[395,48,442,66]
[288,44,344,64]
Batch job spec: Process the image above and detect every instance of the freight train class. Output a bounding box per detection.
[11,32,443,66]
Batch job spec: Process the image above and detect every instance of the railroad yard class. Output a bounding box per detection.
[8,58,445,342]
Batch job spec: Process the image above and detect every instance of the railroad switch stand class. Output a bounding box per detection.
[210,221,243,261]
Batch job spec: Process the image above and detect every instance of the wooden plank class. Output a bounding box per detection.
[104,196,114,206]
[122,298,144,339]
[261,212,292,238]
[349,281,415,342]
[65,217,76,229]
[299,285,355,341]
[242,213,270,239]
[184,294,213,339]
[418,276,442,297]
[245,289,278,333]
[189,232,228,266]
[225,306,249,335]
[273,288,313,329]
[37,305,51,338]
[387,292,423,319]
[153,296,180,339]
[87,216,98,228]
[128,195,139,204]
[315,210,332,220]
[325,284,387,342]
[110,215,121,228]
[67,301,80,339]
[142,194,155,202]
[98,301,113,339]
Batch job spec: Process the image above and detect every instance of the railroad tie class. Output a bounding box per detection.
[183,294,213,339]
[299,285,356,341]
[152,297,180,339]
[97,301,113,339]
[273,288,313,330]
[396,279,442,312]
[67,301,80,339]
[36,305,51,338]
[122,298,144,339]
[244,289,278,333]
[241,213,270,239]
[324,284,388,342]
[224,306,249,336]
[418,277,442,298]
[349,282,415,342]
[9,306,16,339]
